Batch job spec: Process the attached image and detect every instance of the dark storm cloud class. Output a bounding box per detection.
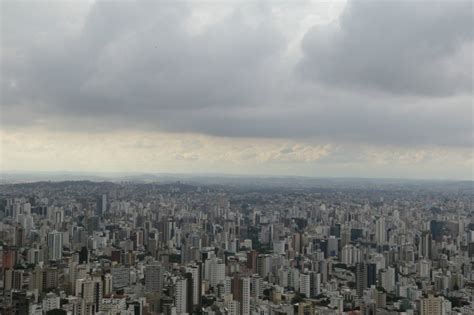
[2,1,283,116]
[1,0,472,147]
[299,0,473,96]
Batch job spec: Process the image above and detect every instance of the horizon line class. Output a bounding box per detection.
[1,169,472,183]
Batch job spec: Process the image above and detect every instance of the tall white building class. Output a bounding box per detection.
[250,274,263,299]
[225,300,240,315]
[379,267,395,293]
[418,260,431,278]
[175,277,188,314]
[104,274,113,296]
[278,267,289,288]
[299,273,311,297]
[205,258,225,288]
[241,277,250,315]
[289,268,300,290]
[42,292,60,312]
[341,244,361,266]
[311,272,321,298]
[224,277,232,295]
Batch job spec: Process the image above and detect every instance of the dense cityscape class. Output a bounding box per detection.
[1,0,473,314]
[0,178,472,315]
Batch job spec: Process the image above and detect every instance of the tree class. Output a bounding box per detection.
[291,292,306,304]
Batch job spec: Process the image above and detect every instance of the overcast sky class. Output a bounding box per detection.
[1,0,473,179]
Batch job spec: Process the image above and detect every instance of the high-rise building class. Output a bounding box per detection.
[318,260,328,284]
[111,266,130,290]
[76,277,103,314]
[327,235,338,257]
[145,263,164,293]
[241,277,250,315]
[4,268,13,291]
[225,300,240,315]
[29,265,43,293]
[292,232,302,254]
[47,231,63,261]
[42,292,60,313]
[12,269,24,290]
[175,277,188,314]
[355,263,377,297]
[246,250,258,273]
[418,259,431,278]
[341,244,361,266]
[231,274,250,315]
[103,274,113,296]
[420,231,432,259]
[14,225,24,247]
[420,295,443,315]
[96,194,107,216]
[341,226,352,248]
[250,274,263,299]
[375,289,386,308]
[2,248,17,269]
[375,217,386,245]
[378,267,395,293]
[256,255,270,278]
[186,263,202,313]
[27,248,40,265]
[205,257,225,288]
[299,272,311,297]
[310,272,321,298]
[11,291,34,315]
[44,267,59,290]
[161,217,175,244]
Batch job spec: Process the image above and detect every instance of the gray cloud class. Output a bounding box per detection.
[1,0,472,148]
[299,0,473,96]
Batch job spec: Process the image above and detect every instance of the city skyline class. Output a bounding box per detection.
[1,178,472,314]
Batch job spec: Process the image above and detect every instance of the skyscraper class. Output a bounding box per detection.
[145,263,164,293]
[378,267,395,293]
[421,231,432,259]
[111,266,130,290]
[355,262,377,297]
[186,263,202,313]
[241,277,250,315]
[375,217,386,245]
[310,272,321,298]
[175,277,188,314]
[76,277,103,314]
[96,194,107,216]
[47,231,63,261]
[299,273,311,297]
[250,274,263,300]
[205,257,225,288]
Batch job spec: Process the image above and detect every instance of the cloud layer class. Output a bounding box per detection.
[300,0,473,96]
[1,128,471,179]
[0,0,472,178]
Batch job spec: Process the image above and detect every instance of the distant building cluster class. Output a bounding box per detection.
[0,180,473,315]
